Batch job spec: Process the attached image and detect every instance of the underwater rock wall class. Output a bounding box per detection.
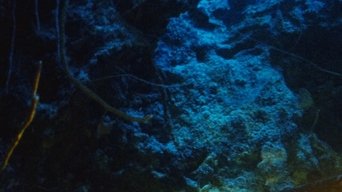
[0,0,341,191]
[154,0,342,191]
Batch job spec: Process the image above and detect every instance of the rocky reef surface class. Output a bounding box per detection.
[0,0,341,191]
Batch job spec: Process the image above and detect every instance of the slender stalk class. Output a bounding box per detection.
[1,62,42,172]
[5,0,16,93]
[35,0,40,32]
[57,0,152,123]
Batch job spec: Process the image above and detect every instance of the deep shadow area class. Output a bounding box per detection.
[272,26,342,152]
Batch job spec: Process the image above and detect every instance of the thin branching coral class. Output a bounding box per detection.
[56,0,152,123]
[1,61,42,172]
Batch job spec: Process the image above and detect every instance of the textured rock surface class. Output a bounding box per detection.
[0,0,341,191]
[154,0,342,191]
